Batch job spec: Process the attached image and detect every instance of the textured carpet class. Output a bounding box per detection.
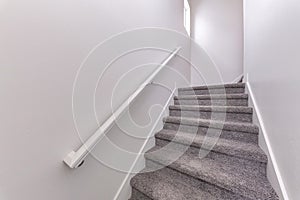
[129,83,278,200]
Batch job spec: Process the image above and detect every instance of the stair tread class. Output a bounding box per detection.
[163,116,259,134]
[169,105,253,114]
[178,83,245,91]
[175,93,248,100]
[155,129,267,163]
[131,167,226,200]
[145,146,278,200]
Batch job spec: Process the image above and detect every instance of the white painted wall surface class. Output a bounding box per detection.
[0,1,190,200]
[189,0,244,85]
[244,0,300,199]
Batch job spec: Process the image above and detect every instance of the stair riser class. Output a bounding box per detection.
[144,160,252,200]
[174,99,248,106]
[155,138,267,174]
[163,123,258,144]
[129,189,152,200]
[178,88,245,96]
[169,110,252,123]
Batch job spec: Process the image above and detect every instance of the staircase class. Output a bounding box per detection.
[129,83,279,200]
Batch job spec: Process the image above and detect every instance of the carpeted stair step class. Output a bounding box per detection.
[129,82,278,200]
[155,129,267,164]
[154,137,267,177]
[163,116,259,143]
[178,83,245,96]
[169,105,253,123]
[130,164,251,200]
[174,94,248,106]
[144,146,279,200]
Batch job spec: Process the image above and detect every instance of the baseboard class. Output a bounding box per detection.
[246,82,289,200]
[113,139,153,200]
[113,88,177,200]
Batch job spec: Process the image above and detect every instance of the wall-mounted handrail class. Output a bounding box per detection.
[63,47,181,169]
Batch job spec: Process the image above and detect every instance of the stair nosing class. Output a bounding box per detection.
[145,146,276,200]
[155,129,267,163]
[163,116,259,134]
[169,105,253,114]
[178,83,246,91]
[174,94,248,100]
[131,166,224,200]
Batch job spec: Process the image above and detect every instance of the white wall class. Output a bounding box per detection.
[189,0,244,85]
[244,0,300,199]
[0,1,190,200]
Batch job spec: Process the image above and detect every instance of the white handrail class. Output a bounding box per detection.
[64,47,181,168]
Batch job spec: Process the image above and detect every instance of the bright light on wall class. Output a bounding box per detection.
[184,0,191,36]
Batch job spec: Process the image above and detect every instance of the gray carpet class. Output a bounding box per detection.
[129,83,279,200]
